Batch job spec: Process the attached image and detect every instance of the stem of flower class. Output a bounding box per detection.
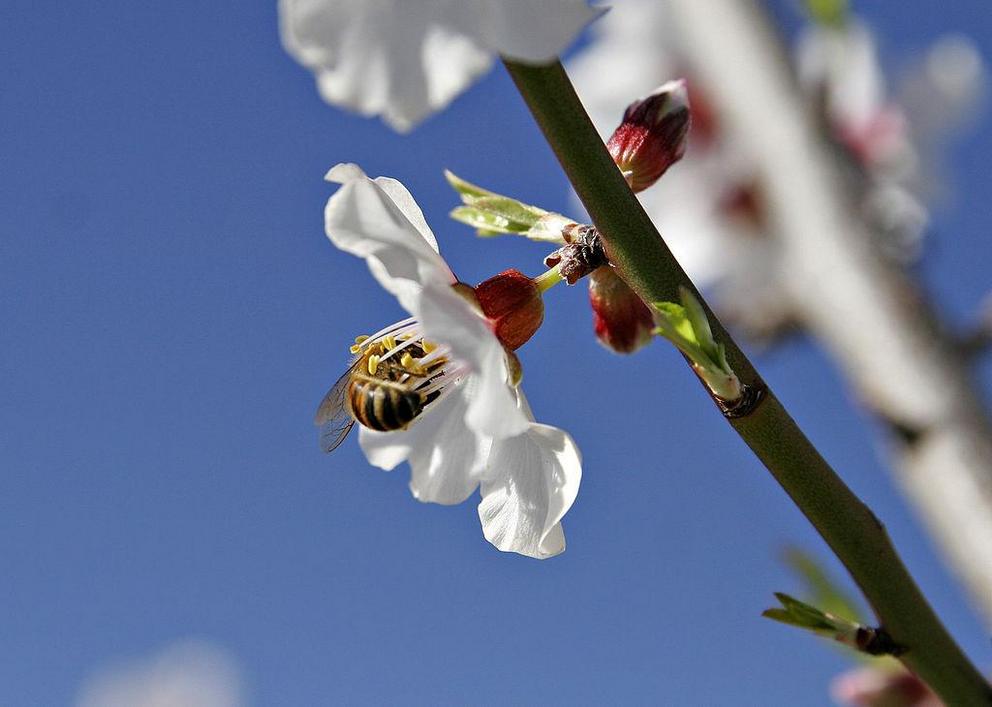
[502,58,992,704]
[533,264,564,293]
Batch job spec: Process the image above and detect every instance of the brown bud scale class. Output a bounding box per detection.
[544,225,607,285]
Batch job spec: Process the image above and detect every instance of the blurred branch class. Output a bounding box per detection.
[667,0,992,627]
[503,58,991,705]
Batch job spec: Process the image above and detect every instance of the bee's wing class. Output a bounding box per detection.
[314,357,362,453]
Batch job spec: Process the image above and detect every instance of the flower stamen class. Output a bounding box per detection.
[366,353,381,375]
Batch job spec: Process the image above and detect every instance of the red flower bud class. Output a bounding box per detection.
[588,266,654,354]
[474,269,544,351]
[607,79,691,193]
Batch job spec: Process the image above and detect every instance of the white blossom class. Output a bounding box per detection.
[325,164,581,558]
[281,0,601,131]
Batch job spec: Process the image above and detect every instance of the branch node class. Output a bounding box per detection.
[543,225,606,284]
[857,626,906,657]
[715,382,766,419]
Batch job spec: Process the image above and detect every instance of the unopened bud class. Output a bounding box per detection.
[588,266,654,354]
[474,269,544,351]
[607,79,691,193]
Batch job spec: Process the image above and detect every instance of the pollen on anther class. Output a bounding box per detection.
[367,354,381,376]
[422,340,436,354]
[382,335,397,352]
[400,352,416,370]
[349,343,363,354]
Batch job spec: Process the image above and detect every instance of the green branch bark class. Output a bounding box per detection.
[503,59,992,705]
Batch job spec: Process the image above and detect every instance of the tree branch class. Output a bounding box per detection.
[503,58,992,705]
[666,0,992,629]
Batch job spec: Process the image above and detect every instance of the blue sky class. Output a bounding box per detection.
[2,1,991,704]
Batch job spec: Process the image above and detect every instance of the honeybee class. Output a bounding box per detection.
[314,337,443,453]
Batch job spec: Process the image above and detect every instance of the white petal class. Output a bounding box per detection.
[478,420,582,559]
[280,0,600,131]
[417,281,528,439]
[797,20,884,131]
[370,176,439,253]
[441,1,602,64]
[359,386,491,505]
[324,164,454,310]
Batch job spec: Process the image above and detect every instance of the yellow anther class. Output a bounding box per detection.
[382,335,397,352]
[421,340,436,354]
[349,343,362,354]
[400,352,416,370]
[367,354,381,376]
[354,335,369,344]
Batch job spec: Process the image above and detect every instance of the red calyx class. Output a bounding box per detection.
[474,269,544,351]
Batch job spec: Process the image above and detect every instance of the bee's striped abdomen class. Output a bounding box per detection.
[348,377,423,432]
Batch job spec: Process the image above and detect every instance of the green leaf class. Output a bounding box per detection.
[679,286,716,359]
[784,548,866,625]
[445,170,571,242]
[774,593,837,632]
[444,170,497,201]
[715,342,731,374]
[762,608,815,629]
[764,591,869,651]
[450,206,514,234]
[466,196,548,232]
[652,298,742,401]
[652,301,697,345]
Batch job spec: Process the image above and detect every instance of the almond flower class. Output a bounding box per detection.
[831,665,942,707]
[323,164,581,558]
[280,0,601,131]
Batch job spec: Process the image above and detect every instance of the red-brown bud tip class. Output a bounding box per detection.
[607,79,691,193]
[588,266,654,354]
[475,269,544,351]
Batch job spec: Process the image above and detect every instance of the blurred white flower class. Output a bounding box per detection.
[325,164,581,558]
[280,0,601,131]
[898,35,987,205]
[568,0,757,293]
[570,0,984,339]
[796,16,929,256]
[831,664,941,707]
[797,18,985,257]
[76,640,243,707]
